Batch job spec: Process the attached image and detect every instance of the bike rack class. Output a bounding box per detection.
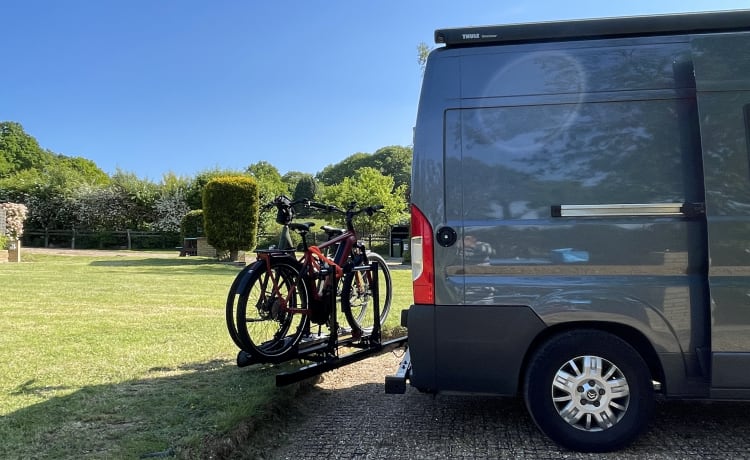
[233,262,408,386]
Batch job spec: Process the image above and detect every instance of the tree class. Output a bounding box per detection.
[202,176,259,261]
[72,184,131,231]
[315,152,371,186]
[291,174,318,217]
[370,146,412,195]
[25,180,74,245]
[153,189,190,233]
[153,173,191,233]
[246,161,289,235]
[0,121,54,177]
[321,167,408,235]
[1,158,111,240]
[417,42,432,74]
[110,170,158,230]
[293,174,318,200]
[314,147,412,197]
[281,170,308,192]
[56,156,110,186]
[246,161,288,203]
[0,168,44,202]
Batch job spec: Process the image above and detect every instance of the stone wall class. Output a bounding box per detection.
[196,237,216,258]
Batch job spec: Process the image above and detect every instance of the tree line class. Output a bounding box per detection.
[0,121,411,250]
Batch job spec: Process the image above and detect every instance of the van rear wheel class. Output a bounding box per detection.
[523,330,653,452]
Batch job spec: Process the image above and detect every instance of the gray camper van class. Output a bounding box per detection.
[391,9,750,452]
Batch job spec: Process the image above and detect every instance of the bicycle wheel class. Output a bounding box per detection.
[341,252,392,335]
[235,259,309,360]
[226,260,262,350]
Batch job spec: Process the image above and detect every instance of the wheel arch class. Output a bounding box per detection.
[519,321,666,395]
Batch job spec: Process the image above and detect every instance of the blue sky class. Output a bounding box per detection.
[2,1,747,181]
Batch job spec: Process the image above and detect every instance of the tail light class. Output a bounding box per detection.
[410,204,434,304]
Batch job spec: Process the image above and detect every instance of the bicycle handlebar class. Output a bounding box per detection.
[309,201,384,217]
[263,195,312,226]
[262,195,310,212]
[263,195,384,228]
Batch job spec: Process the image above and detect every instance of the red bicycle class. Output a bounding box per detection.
[226,198,393,361]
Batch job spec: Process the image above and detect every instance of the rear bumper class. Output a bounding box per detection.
[404,303,546,395]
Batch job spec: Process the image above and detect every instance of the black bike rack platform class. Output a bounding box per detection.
[236,328,408,387]
[274,335,407,386]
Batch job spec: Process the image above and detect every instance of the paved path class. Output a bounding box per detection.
[22,247,178,258]
[267,352,750,459]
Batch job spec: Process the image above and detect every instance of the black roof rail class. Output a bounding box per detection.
[435,9,750,47]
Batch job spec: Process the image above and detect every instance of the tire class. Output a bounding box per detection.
[340,252,392,335]
[225,261,262,350]
[235,259,309,360]
[523,329,654,452]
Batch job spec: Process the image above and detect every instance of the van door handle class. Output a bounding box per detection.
[551,202,706,217]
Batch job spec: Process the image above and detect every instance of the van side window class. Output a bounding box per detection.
[454,99,703,221]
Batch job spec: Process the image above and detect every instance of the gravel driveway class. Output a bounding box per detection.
[266,351,750,460]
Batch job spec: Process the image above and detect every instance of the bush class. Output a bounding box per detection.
[0,234,7,250]
[1,202,28,238]
[202,176,259,261]
[180,210,204,239]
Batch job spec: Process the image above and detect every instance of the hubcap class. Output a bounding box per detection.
[551,355,630,432]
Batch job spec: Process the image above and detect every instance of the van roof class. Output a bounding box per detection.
[435,9,750,47]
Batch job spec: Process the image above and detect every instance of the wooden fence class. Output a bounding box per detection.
[22,229,180,250]
[22,229,394,254]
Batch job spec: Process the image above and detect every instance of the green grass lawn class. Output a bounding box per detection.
[0,252,411,459]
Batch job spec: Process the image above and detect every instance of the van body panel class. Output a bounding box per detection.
[409,13,750,404]
[692,33,750,387]
[409,50,458,244]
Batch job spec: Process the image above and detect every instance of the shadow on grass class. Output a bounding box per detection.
[1,359,311,460]
[88,258,235,268]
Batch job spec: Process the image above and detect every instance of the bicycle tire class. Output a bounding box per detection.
[235,259,309,360]
[226,260,263,350]
[340,252,393,335]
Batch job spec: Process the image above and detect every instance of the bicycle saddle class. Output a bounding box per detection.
[321,225,345,236]
[289,222,316,233]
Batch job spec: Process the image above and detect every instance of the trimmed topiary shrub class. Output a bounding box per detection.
[202,176,259,261]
